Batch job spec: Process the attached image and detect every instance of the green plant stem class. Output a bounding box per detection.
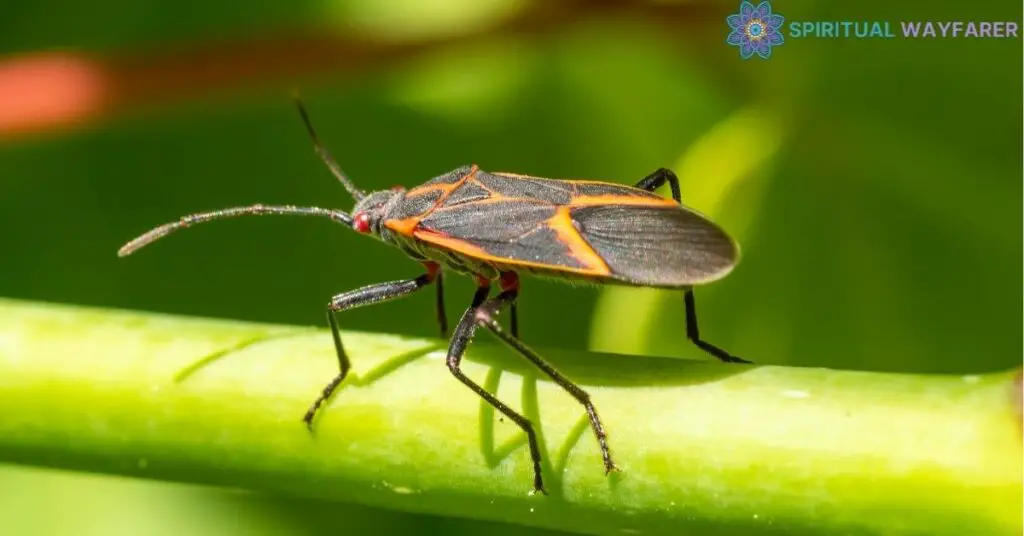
[0,297,1019,535]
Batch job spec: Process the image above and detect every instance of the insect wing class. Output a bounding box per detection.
[406,170,738,287]
[571,204,738,286]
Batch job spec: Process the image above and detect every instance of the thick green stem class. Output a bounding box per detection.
[0,298,1019,535]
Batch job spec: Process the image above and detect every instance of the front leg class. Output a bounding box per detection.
[303,271,439,428]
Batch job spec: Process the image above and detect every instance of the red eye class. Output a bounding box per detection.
[353,212,371,233]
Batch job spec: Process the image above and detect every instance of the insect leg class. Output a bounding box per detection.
[635,168,752,364]
[510,301,519,339]
[425,262,448,338]
[684,290,750,364]
[475,289,617,476]
[633,167,682,203]
[502,271,520,339]
[447,284,548,494]
[435,273,448,337]
[304,272,439,428]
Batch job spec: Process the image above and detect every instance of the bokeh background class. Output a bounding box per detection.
[1,0,1020,534]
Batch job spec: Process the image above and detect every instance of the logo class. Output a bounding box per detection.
[726,2,1017,58]
[727,1,785,59]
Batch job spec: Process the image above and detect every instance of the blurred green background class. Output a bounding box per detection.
[0,0,1020,534]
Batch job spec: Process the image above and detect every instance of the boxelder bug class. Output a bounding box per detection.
[118,98,751,495]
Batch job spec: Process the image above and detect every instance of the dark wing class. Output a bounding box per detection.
[571,204,738,286]
[408,170,737,286]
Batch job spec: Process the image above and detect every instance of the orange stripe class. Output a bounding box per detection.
[406,166,478,198]
[547,206,610,273]
[466,175,499,195]
[405,183,456,197]
[430,191,673,212]
[495,174,654,191]
[429,192,673,210]
[491,173,634,187]
[565,178,647,188]
[491,171,543,180]
[385,165,480,236]
[434,165,478,206]
[490,173,671,202]
[384,216,421,236]
[431,194,542,211]
[413,228,609,277]
[569,194,676,207]
[413,230,489,257]
[565,179,672,197]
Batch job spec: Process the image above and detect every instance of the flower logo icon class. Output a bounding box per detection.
[727,1,785,59]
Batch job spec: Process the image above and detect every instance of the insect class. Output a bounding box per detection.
[118,98,751,495]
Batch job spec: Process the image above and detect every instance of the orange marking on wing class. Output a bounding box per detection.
[392,165,482,232]
[564,179,657,191]
[547,207,611,274]
[467,175,499,195]
[432,193,545,211]
[492,174,668,200]
[412,228,607,277]
[406,165,481,199]
[433,165,478,206]
[406,183,456,197]
[495,174,648,190]
[431,191,671,211]
[491,171,539,180]
[569,194,677,207]
[384,216,421,236]
[412,229,490,257]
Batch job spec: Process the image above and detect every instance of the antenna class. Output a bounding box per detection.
[118,204,352,257]
[292,94,366,202]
